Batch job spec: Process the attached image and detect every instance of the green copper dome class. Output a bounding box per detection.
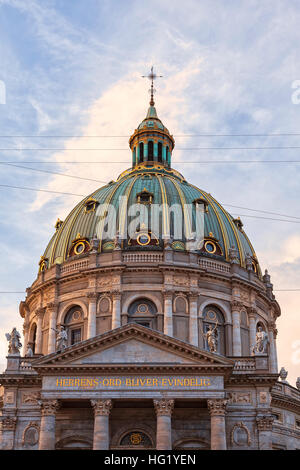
[41,162,260,276]
[40,101,260,277]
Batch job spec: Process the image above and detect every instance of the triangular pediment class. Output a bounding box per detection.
[33,324,234,372]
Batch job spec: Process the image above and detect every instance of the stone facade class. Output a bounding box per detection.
[1,95,299,451]
[0,248,299,450]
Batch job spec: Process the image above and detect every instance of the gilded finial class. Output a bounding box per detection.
[142,66,163,106]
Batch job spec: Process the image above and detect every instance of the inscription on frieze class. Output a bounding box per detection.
[44,375,223,391]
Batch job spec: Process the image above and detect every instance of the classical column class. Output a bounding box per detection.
[91,399,112,450]
[231,301,242,356]
[208,399,228,450]
[23,322,30,356]
[47,302,58,354]
[1,416,17,450]
[256,415,274,450]
[153,399,174,450]
[111,291,121,329]
[189,294,199,346]
[248,308,257,354]
[38,399,59,450]
[87,293,98,338]
[163,291,173,336]
[35,308,45,354]
[268,322,278,373]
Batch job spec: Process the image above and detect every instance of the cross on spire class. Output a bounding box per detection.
[142,66,163,106]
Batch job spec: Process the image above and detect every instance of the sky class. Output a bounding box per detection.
[0,0,299,385]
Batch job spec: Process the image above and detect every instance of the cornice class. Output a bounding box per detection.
[31,363,233,375]
[227,374,278,386]
[0,375,42,387]
[271,393,300,413]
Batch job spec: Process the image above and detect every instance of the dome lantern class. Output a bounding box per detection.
[129,67,175,168]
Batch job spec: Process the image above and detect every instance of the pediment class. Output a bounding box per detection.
[33,324,234,371]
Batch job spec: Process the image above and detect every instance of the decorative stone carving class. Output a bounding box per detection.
[245,254,253,271]
[256,415,274,431]
[173,276,189,287]
[259,391,269,404]
[91,399,112,416]
[5,327,22,355]
[240,290,249,302]
[1,416,17,430]
[279,367,288,383]
[252,326,268,354]
[98,277,112,287]
[229,246,239,264]
[228,392,252,404]
[22,422,39,446]
[22,391,40,405]
[39,399,59,416]
[4,391,15,405]
[231,422,251,446]
[207,399,228,416]
[153,399,174,416]
[296,377,300,390]
[90,234,100,253]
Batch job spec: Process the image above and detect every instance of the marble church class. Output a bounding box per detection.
[1,73,300,450]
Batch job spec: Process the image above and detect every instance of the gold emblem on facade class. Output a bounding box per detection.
[130,433,142,445]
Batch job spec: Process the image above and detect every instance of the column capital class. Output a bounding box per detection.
[46,301,59,311]
[36,307,45,318]
[231,300,243,311]
[153,398,174,416]
[87,292,98,300]
[269,321,278,336]
[256,415,274,431]
[39,399,60,416]
[162,289,173,300]
[247,306,257,317]
[207,399,228,416]
[1,416,17,431]
[188,292,199,302]
[111,290,121,299]
[91,399,112,416]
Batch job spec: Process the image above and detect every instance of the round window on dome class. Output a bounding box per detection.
[74,242,85,255]
[205,241,216,254]
[137,233,151,246]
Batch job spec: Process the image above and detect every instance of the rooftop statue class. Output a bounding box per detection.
[5,327,22,355]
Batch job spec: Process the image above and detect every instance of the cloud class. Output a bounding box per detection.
[0,0,300,385]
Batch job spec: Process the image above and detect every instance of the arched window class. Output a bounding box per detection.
[63,306,84,346]
[133,147,136,165]
[173,296,188,342]
[240,310,250,356]
[139,142,144,162]
[128,299,157,329]
[118,430,153,449]
[202,306,225,355]
[148,141,154,160]
[29,323,37,354]
[158,142,163,162]
[166,146,169,164]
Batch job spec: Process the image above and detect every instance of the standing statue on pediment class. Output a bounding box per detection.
[5,328,22,355]
[54,325,68,351]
